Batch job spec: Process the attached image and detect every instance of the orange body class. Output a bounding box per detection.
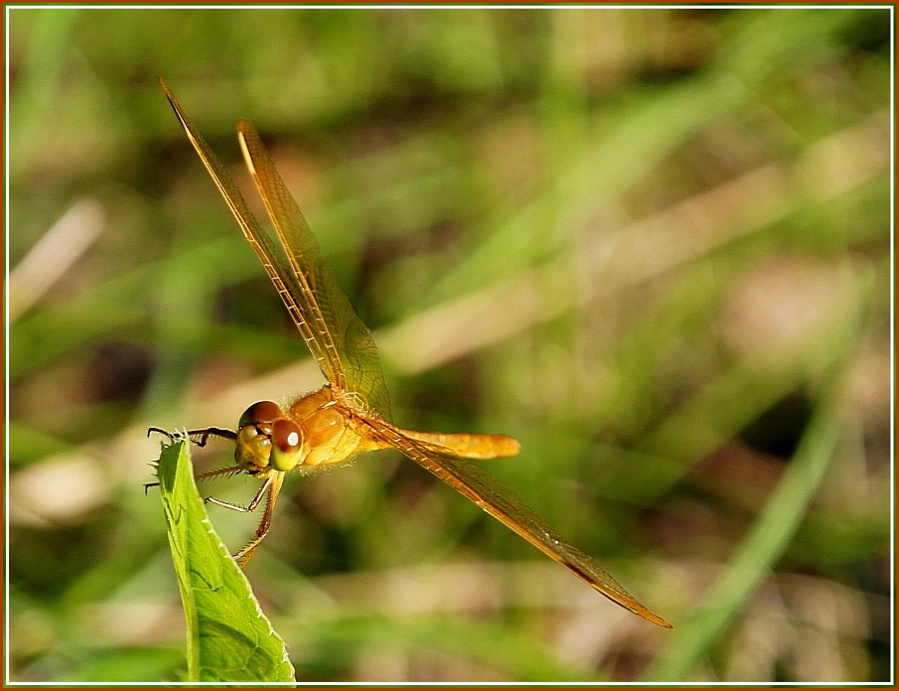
[234,384,520,475]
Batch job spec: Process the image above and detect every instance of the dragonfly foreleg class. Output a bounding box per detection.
[144,428,241,491]
[186,427,237,446]
[147,426,237,447]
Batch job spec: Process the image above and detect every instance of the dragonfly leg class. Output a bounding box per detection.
[145,428,241,492]
[204,475,273,513]
[147,426,237,446]
[147,426,175,440]
[144,463,245,493]
[194,465,244,483]
[232,473,285,567]
[186,427,237,446]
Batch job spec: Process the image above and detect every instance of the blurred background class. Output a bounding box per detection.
[7,6,892,683]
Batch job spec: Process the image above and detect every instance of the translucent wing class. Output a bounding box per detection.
[160,78,391,419]
[236,120,390,418]
[366,418,672,628]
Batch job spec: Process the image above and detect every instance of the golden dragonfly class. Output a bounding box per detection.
[156,77,670,628]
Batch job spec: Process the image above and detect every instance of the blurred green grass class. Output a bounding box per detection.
[8,7,892,683]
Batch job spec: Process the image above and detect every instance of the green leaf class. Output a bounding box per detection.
[155,440,295,683]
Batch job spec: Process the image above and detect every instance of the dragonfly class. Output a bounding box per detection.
[156,77,671,628]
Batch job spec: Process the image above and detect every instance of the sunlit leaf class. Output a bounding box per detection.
[155,440,295,683]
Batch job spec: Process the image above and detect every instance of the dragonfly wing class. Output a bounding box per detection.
[160,78,390,420]
[237,119,391,420]
[160,79,287,311]
[366,418,671,628]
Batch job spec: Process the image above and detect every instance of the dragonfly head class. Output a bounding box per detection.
[235,400,305,473]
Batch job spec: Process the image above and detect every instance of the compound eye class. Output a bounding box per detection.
[270,418,304,471]
[238,400,281,429]
[234,422,272,471]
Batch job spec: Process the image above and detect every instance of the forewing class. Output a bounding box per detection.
[159,78,390,420]
[237,119,391,420]
[366,418,671,627]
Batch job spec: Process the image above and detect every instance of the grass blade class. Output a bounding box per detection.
[643,277,872,681]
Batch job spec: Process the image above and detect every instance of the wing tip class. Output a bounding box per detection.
[591,581,673,628]
[236,117,257,138]
[624,599,673,628]
[642,610,674,629]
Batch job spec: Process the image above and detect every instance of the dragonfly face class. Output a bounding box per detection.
[234,400,304,474]
[157,77,671,628]
[234,386,394,477]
